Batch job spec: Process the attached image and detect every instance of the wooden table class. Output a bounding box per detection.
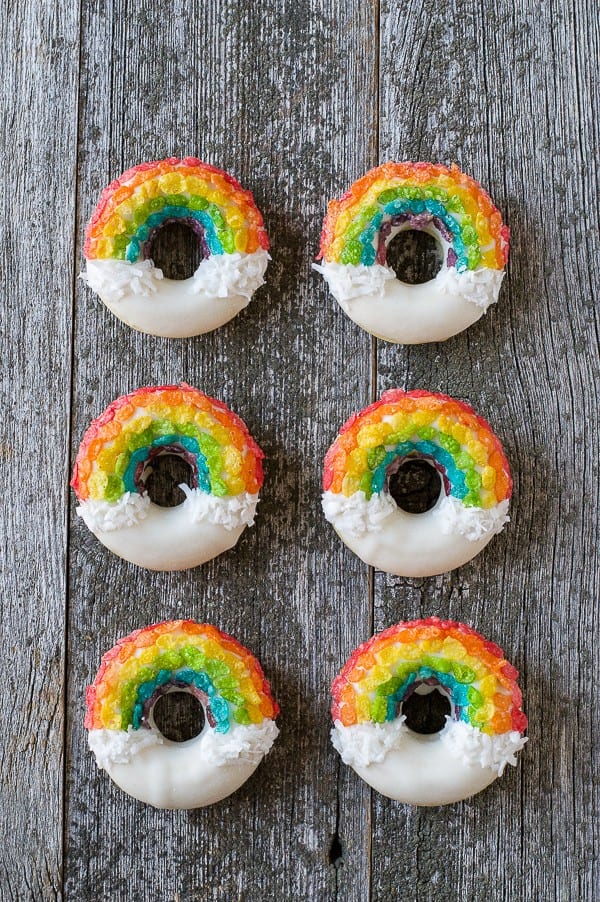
[3,1,599,898]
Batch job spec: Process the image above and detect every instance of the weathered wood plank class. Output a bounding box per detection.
[372,1,600,900]
[0,1,80,897]
[3,0,598,896]
[63,1,376,898]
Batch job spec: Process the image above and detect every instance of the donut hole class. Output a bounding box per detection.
[152,691,205,742]
[402,686,451,735]
[147,221,204,280]
[385,230,443,284]
[143,452,195,508]
[388,458,442,514]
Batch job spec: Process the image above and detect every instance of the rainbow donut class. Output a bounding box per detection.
[71,384,264,571]
[82,158,270,337]
[314,162,509,344]
[331,618,527,806]
[322,390,511,577]
[86,620,279,808]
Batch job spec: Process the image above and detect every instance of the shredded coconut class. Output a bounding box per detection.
[190,249,270,299]
[77,489,258,533]
[331,718,526,775]
[331,719,408,768]
[440,719,527,775]
[76,492,151,532]
[82,250,269,305]
[82,258,163,303]
[323,490,508,541]
[433,495,510,541]
[313,260,504,312]
[88,720,278,770]
[436,266,505,311]
[202,720,279,767]
[180,486,259,529]
[313,261,395,307]
[322,490,396,537]
[88,727,163,770]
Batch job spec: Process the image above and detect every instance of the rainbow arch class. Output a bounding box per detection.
[331,618,527,737]
[323,389,511,510]
[71,384,264,504]
[86,620,279,734]
[318,162,509,272]
[84,158,269,264]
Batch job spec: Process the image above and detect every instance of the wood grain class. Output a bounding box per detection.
[0,1,79,897]
[373,0,600,899]
[2,0,599,897]
[63,1,376,899]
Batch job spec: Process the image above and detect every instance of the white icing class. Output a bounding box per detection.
[439,719,527,776]
[88,725,164,769]
[432,495,510,541]
[315,260,505,344]
[331,719,526,806]
[76,492,151,532]
[323,490,508,577]
[179,485,259,529]
[77,495,254,571]
[321,490,396,537]
[77,489,257,534]
[323,491,509,543]
[82,258,163,302]
[188,250,270,299]
[330,718,407,767]
[312,261,395,307]
[436,266,505,311]
[202,719,279,766]
[89,720,278,809]
[89,721,278,769]
[81,250,269,338]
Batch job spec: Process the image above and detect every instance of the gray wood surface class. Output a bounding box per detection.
[2,0,599,898]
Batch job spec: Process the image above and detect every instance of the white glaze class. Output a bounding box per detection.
[433,495,509,542]
[315,260,504,344]
[77,490,259,571]
[331,718,525,806]
[178,486,259,528]
[82,250,269,338]
[438,720,527,776]
[322,490,508,577]
[330,717,408,767]
[312,261,395,303]
[76,491,152,531]
[89,720,279,809]
[321,490,397,535]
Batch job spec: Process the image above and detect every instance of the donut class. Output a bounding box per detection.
[82,157,270,337]
[322,389,511,577]
[86,620,279,809]
[71,384,264,571]
[331,617,527,806]
[314,162,509,344]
